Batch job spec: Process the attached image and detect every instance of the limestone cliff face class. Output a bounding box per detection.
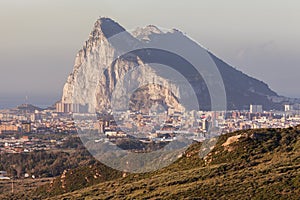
[62,18,183,113]
[62,18,117,111]
[132,25,162,42]
[63,17,283,112]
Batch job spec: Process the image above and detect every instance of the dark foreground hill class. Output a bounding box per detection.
[11,126,297,200]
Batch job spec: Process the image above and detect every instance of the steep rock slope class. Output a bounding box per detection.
[62,17,284,111]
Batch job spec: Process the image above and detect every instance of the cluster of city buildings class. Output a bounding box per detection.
[0,105,76,135]
[0,135,62,154]
[0,104,76,153]
[1,103,300,153]
[76,104,300,143]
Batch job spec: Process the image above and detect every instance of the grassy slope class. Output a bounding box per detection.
[50,126,300,200]
[6,126,298,200]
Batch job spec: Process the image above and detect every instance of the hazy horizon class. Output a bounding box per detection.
[1,0,300,109]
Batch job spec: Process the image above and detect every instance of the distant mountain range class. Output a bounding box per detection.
[61,17,299,112]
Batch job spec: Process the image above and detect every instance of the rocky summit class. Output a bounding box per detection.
[62,17,294,112]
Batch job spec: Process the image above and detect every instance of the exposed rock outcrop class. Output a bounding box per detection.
[62,17,286,112]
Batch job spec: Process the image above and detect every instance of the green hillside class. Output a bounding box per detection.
[6,126,300,199]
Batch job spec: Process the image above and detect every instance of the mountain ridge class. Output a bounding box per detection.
[62,17,292,112]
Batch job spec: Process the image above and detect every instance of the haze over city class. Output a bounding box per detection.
[0,0,299,108]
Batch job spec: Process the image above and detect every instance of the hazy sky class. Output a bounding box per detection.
[0,0,299,108]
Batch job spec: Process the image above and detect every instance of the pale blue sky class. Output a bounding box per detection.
[0,0,299,108]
